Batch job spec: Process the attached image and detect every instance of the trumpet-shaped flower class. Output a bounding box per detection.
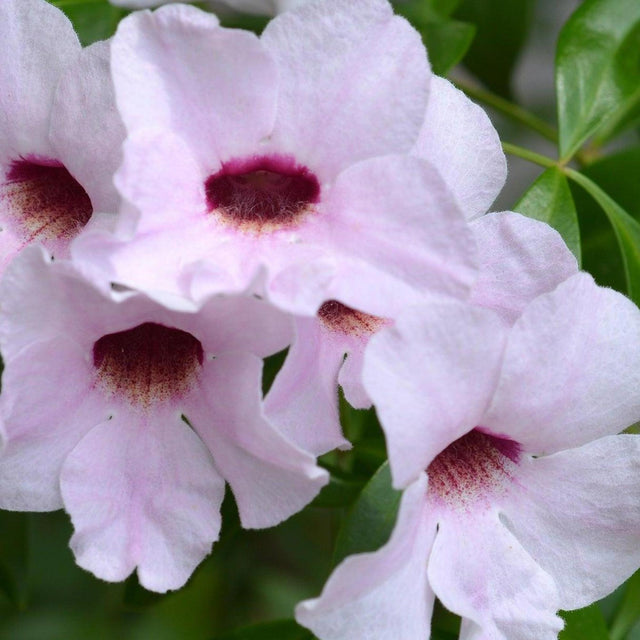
[297,273,640,639]
[0,247,326,592]
[265,210,578,456]
[109,0,306,15]
[73,0,476,316]
[0,0,125,270]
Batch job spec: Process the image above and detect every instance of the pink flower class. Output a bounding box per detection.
[265,210,578,455]
[0,0,125,270]
[297,273,640,639]
[0,247,326,592]
[73,0,476,316]
[109,0,306,15]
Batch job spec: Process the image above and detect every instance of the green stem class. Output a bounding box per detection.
[501,142,559,169]
[454,78,558,144]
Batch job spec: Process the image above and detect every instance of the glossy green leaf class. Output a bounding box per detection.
[309,473,366,509]
[455,0,535,97]
[0,512,29,608]
[568,168,640,305]
[611,570,640,640]
[51,1,126,46]
[556,0,640,160]
[212,619,313,640]
[332,463,401,567]
[559,604,609,639]
[514,167,581,263]
[571,148,640,293]
[394,2,475,76]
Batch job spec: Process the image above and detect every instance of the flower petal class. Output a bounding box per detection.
[309,155,477,312]
[412,77,506,220]
[500,435,640,610]
[50,40,126,213]
[264,317,349,455]
[363,300,506,488]
[484,272,640,454]
[296,474,436,640]
[262,0,430,180]
[186,352,328,528]
[470,212,578,324]
[428,508,563,640]
[61,409,225,592]
[0,0,80,162]
[0,338,105,511]
[112,5,277,166]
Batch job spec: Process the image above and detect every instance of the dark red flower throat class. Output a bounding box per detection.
[205,156,320,233]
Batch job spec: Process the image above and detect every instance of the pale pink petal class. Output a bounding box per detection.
[112,5,277,166]
[338,344,371,409]
[264,318,349,456]
[50,40,126,213]
[186,352,328,529]
[500,435,640,610]
[296,474,435,640]
[0,338,106,511]
[262,0,430,180]
[0,0,80,162]
[307,155,477,310]
[61,409,225,592]
[484,272,640,454]
[428,508,563,640]
[363,301,506,488]
[177,294,293,357]
[470,212,578,324]
[412,77,506,220]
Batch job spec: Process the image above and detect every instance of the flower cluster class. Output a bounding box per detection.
[1,0,640,637]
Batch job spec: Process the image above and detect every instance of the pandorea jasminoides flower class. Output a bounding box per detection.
[109,0,306,15]
[73,0,476,316]
[265,211,578,456]
[0,0,125,269]
[0,247,326,592]
[297,273,640,639]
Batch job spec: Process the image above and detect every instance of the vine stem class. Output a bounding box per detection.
[501,142,559,169]
[454,78,558,144]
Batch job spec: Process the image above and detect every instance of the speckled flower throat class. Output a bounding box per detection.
[427,429,521,507]
[1,160,92,244]
[92,322,204,407]
[205,156,320,233]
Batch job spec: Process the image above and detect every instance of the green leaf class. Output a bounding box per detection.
[567,168,640,305]
[394,2,475,76]
[514,167,581,264]
[455,0,536,97]
[556,0,640,160]
[611,570,640,640]
[0,511,29,608]
[559,604,609,639]
[212,620,313,640]
[51,1,127,46]
[310,473,366,509]
[571,148,640,293]
[332,462,401,567]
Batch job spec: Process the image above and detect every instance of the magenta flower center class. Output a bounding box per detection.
[93,322,204,408]
[428,429,521,507]
[1,160,93,244]
[318,300,387,337]
[205,156,320,233]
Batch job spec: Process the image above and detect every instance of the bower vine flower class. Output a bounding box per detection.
[73,0,476,317]
[265,211,578,456]
[297,273,640,639]
[109,0,306,15]
[0,247,327,592]
[0,0,125,270]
